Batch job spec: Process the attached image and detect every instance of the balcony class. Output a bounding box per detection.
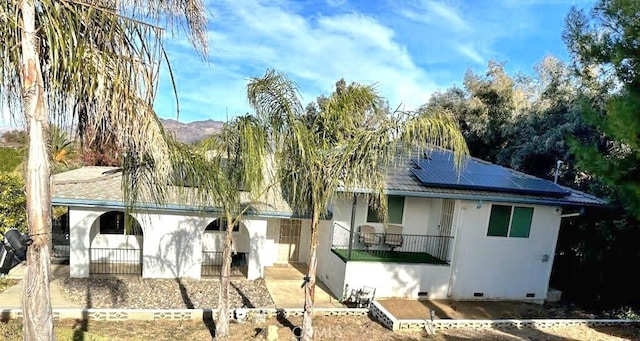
[331,223,452,264]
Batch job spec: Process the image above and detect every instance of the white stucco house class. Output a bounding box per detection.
[52,149,604,303]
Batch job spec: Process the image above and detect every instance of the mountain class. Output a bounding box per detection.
[160,118,224,143]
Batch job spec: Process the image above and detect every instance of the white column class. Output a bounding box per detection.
[243,219,268,280]
[68,208,100,278]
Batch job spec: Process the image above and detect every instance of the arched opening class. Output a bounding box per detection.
[89,210,143,275]
[201,218,249,277]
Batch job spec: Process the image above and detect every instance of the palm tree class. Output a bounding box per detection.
[0,1,207,339]
[196,115,271,337]
[248,70,469,341]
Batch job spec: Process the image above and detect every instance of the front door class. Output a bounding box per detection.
[436,199,455,260]
[277,219,301,263]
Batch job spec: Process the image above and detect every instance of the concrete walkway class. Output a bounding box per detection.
[0,263,82,309]
[263,263,344,308]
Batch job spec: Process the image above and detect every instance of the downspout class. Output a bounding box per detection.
[347,193,357,261]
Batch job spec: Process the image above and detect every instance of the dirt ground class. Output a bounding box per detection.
[378,299,599,320]
[2,315,640,340]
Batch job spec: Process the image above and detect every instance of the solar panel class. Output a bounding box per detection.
[411,150,570,197]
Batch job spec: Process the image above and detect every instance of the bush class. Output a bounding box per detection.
[0,172,27,233]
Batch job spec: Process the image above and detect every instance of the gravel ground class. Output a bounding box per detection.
[61,277,275,309]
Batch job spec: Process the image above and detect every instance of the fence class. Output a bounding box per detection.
[331,223,453,263]
[90,247,142,275]
[201,250,247,277]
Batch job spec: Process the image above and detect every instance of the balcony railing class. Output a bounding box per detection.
[331,222,452,264]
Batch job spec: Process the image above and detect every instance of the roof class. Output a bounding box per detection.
[52,166,300,218]
[374,150,605,207]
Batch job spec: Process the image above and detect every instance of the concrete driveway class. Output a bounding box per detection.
[263,263,344,309]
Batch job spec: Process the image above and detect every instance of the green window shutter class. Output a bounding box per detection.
[388,196,405,224]
[487,205,511,237]
[509,207,533,238]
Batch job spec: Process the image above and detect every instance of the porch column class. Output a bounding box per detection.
[243,219,267,280]
[68,208,99,278]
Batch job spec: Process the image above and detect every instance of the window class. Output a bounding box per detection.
[487,205,533,238]
[99,211,142,235]
[205,219,240,232]
[366,196,405,224]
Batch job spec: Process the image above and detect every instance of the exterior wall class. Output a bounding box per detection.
[323,194,453,299]
[343,262,450,299]
[449,201,561,301]
[68,206,272,280]
[243,218,268,280]
[138,211,209,279]
[297,219,311,263]
[317,220,346,297]
[330,194,438,236]
[262,218,280,266]
[68,207,102,278]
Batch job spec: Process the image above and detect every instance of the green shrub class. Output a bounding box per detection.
[0,172,26,233]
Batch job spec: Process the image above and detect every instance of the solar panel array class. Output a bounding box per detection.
[410,151,570,197]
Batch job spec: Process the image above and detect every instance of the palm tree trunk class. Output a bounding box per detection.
[216,216,234,337]
[301,211,320,341]
[20,0,55,340]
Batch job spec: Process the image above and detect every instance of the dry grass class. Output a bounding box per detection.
[1,315,639,341]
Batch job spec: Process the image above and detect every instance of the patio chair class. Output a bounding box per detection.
[358,225,380,248]
[384,224,404,251]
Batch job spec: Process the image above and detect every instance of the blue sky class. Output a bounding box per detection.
[0,0,594,127]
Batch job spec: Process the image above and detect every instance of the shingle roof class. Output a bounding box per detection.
[52,166,299,217]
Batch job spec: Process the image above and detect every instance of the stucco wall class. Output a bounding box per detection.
[449,201,561,301]
[343,261,450,299]
[68,207,271,280]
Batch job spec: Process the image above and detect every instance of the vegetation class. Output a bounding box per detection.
[195,115,270,337]
[0,1,208,340]
[0,173,27,234]
[0,148,24,173]
[248,70,468,341]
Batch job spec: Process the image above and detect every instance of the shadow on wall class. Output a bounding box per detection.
[144,216,205,279]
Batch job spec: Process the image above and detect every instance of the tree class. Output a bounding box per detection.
[196,115,270,337]
[247,70,468,341]
[564,0,640,217]
[0,1,207,339]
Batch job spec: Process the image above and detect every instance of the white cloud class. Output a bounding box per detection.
[157,0,441,121]
[455,44,484,64]
[422,0,470,32]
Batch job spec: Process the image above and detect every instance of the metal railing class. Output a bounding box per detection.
[90,247,142,275]
[201,250,247,277]
[331,223,452,263]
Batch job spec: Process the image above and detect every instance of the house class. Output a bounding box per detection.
[52,149,604,303]
[52,166,311,280]
[317,150,604,302]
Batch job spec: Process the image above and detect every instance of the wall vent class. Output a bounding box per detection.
[417,291,428,298]
[473,292,484,297]
[526,293,536,298]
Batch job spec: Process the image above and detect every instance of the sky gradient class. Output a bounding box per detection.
[1,0,595,127]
